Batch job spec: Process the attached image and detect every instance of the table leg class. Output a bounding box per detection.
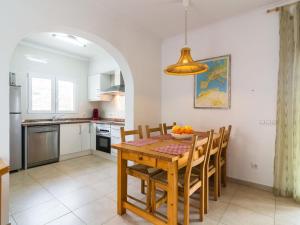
[167,162,178,225]
[117,150,127,215]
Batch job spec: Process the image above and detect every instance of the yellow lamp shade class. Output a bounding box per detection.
[164,47,208,76]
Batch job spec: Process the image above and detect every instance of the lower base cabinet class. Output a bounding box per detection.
[60,123,91,156]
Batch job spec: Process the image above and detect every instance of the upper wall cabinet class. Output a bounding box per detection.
[88,74,112,102]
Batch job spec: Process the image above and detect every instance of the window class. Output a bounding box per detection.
[57,80,76,112]
[28,74,77,114]
[31,77,52,111]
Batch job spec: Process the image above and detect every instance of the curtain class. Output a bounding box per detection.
[274,3,300,202]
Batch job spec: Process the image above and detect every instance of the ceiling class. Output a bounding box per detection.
[94,0,282,38]
[21,33,117,61]
[19,0,282,58]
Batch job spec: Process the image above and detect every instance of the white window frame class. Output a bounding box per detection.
[27,74,78,114]
[55,78,78,114]
[27,73,55,114]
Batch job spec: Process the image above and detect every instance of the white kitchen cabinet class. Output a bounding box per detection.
[111,124,122,156]
[81,123,91,151]
[88,74,112,101]
[88,75,101,101]
[60,123,92,156]
[90,123,96,150]
[60,124,82,155]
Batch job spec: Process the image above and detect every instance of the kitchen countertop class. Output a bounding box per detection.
[22,118,125,127]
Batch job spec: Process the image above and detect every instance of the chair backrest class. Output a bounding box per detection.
[145,124,163,138]
[219,125,232,157]
[184,130,214,186]
[203,127,225,172]
[120,125,143,142]
[162,122,176,134]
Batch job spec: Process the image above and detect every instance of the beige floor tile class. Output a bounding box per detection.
[231,190,275,217]
[105,190,118,202]
[44,177,87,197]
[218,182,241,203]
[57,186,103,210]
[275,197,300,225]
[238,185,275,200]
[11,155,300,225]
[103,212,152,225]
[27,165,62,179]
[90,177,117,197]
[205,200,229,222]
[45,212,86,225]
[10,184,53,214]
[13,199,70,225]
[74,170,112,186]
[220,204,274,225]
[74,197,117,225]
[10,171,36,186]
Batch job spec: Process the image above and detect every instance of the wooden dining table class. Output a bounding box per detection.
[112,132,214,225]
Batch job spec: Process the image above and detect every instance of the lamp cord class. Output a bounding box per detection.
[185,7,188,46]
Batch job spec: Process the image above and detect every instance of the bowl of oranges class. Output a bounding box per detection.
[171,125,194,139]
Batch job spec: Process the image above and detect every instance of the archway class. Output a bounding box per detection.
[11,27,134,129]
[5,28,135,224]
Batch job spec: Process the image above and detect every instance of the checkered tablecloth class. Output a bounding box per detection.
[153,144,191,155]
[125,139,159,147]
[150,134,173,140]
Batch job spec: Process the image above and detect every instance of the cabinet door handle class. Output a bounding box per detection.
[89,124,91,134]
[79,124,82,134]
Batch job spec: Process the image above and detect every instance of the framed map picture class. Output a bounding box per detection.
[194,55,231,109]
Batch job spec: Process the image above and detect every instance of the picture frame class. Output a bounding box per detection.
[194,55,231,109]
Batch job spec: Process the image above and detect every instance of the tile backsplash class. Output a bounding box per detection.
[99,95,125,119]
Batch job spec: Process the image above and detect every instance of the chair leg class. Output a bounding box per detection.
[213,172,218,201]
[183,193,190,225]
[150,182,156,212]
[199,186,204,222]
[146,180,151,211]
[222,165,227,187]
[218,166,222,197]
[141,180,145,194]
[204,177,208,214]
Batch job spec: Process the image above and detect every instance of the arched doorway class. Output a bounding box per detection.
[11,28,134,129]
[6,29,135,224]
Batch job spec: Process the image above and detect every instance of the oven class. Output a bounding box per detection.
[96,124,111,154]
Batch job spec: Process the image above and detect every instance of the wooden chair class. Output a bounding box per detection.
[162,122,176,134]
[145,124,163,138]
[150,130,214,224]
[120,126,161,210]
[218,125,232,196]
[193,127,225,213]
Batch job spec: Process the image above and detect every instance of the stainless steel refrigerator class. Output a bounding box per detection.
[9,85,22,171]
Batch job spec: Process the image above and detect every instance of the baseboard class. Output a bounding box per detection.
[60,150,92,161]
[228,176,273,192]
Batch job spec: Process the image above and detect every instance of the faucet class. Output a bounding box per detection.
[52,115,64,121]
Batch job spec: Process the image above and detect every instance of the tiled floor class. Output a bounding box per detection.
[9,155,300,225]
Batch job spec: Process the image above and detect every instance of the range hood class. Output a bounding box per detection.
[105,84,125,93]
[103,69,125,95]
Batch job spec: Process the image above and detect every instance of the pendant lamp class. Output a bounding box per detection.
[164,0,208,76]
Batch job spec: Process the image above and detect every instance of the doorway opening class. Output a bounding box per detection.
[8,31,134,224]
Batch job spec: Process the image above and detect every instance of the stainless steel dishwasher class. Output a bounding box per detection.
[27,125,60,168]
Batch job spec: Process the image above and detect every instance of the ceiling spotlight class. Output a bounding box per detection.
[51,33,88,47]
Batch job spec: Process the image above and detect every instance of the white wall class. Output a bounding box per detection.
[88,56,125,119]
[100,95,125,119]
[161,8,279,187]
[10,44,93,120]
[89,55,119,75]
[0,0,162,223]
